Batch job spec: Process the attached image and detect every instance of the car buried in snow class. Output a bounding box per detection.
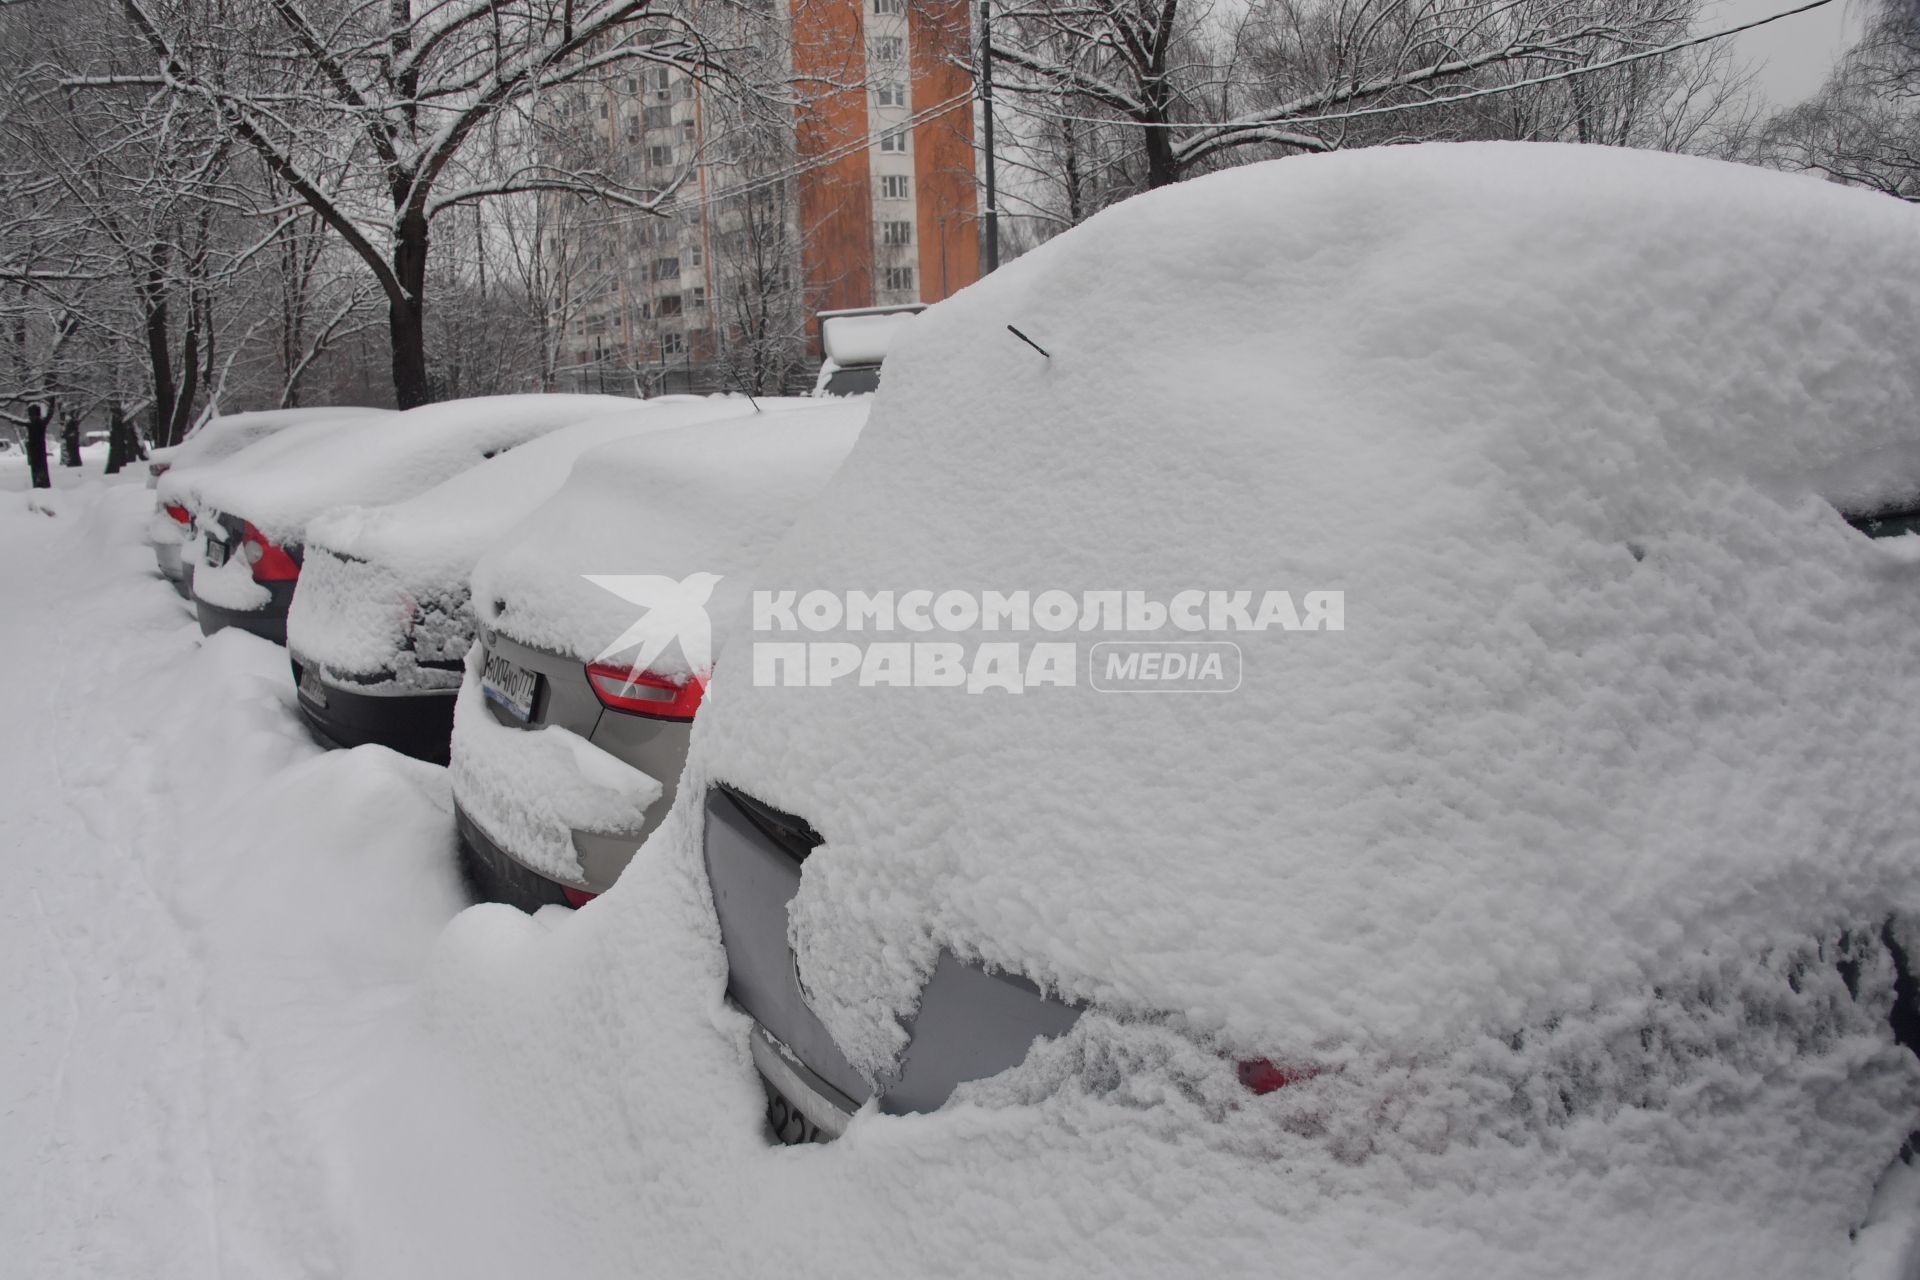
[811,304,924,397]
[173,394,634,644]
[285,397,747,764]
[677,142,1920,1264]
[149,407,390,597]
[448,396,869,912]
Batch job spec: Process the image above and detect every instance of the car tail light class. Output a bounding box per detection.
[239,521,300,583]
[586,661,705,721]
[163,503,191,525]
[1237,1058,1314,1095]
[561,886,597,909]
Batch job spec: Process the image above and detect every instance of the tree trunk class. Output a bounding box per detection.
[25,402,52,490]
[143,264,181,444]
[389,209,432,409]
[1142,108,1179,188]
[59,410,82,467]
[105,402,133,475]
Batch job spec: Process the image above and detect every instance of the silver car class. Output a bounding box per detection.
[449,400,870,910]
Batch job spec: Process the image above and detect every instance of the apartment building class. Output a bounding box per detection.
[553,0,981,394]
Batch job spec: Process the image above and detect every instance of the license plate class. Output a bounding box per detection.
[481,650,538,721]
[204,535,228,568]
[298,664,328,709]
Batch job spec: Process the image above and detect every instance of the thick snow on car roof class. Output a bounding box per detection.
[150,405,390,473]
[289,397,769,675]
[693,142,1920,1084]
[165,394,635,544]
[471,396,869,675]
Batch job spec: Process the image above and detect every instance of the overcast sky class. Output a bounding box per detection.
[1717,0,1865,106]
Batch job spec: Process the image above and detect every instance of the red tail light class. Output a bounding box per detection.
[586,662,705,721]
[561,886,597,909]
[239,521,300,583]
[163,503,191,525]
[1237,1058,1314,1095]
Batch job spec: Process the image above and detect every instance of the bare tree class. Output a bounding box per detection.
[1767,2,1920,201]
[85,0,748,408]
[989,0,1755,235]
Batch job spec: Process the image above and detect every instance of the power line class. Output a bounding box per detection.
[998,0,1838,139]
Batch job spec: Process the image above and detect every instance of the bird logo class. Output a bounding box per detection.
[584,572,723,689]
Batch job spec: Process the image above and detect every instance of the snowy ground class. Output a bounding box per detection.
[6,459,1920,1279]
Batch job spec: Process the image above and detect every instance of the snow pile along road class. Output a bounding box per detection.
[0,471,469,1276]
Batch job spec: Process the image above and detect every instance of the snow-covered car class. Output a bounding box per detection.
[686,131,1920,1265]
[148,407,388,595]
[173,394,634,644]
[449,396,869,911]
[286,397,728,764]
[811,304,923,397]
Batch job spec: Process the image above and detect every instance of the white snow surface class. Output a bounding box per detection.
[191,548,272,611]
[447,644,664,883]
[472,396,869,677]
[685,143,1920,1161]
[161,394,633,545]
[152,405,389,476]
[821,308,919,366]
[13,146,1920,1280]
[290,397,749,676]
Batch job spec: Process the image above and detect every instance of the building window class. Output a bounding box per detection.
[645,105,673,129]
[678,78,694,100]
[626,77,638,93]
[878,131,908,153]
[883,266,914,292]
[691,286,707,308]
[690,245,703,267]
[876,81,906,108]
[654,256,681,281]
[871,37,904,62]
[874,0,905,12]
[651,67,671,93]
[680,121,695,142]
[882,220,912,246]
[650,144,674,169]
[881,174,911,200]
[662,331,686,355]
[659,294,684,317]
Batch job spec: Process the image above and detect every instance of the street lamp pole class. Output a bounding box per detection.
[979,0,999,273]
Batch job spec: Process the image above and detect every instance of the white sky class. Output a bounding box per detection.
[1715,0,1865,106]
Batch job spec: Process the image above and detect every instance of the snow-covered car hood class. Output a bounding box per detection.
[471,397,870,677]
[691,141,1920,1092]
[162,394,634,545]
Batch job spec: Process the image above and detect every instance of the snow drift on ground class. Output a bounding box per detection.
[471,396,869,676]
[0,471,469,1277]
[161,394,634,545]
[289,396,756,678]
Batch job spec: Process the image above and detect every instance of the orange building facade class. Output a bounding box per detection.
[552,0,981,390]
[790,0,982,339]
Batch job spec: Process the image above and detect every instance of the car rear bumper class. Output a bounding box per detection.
[453,800,576,912]
[750,1022,857,1143]
[290,654,457,764]
[194,583,294,644]
[155,541,185,583]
